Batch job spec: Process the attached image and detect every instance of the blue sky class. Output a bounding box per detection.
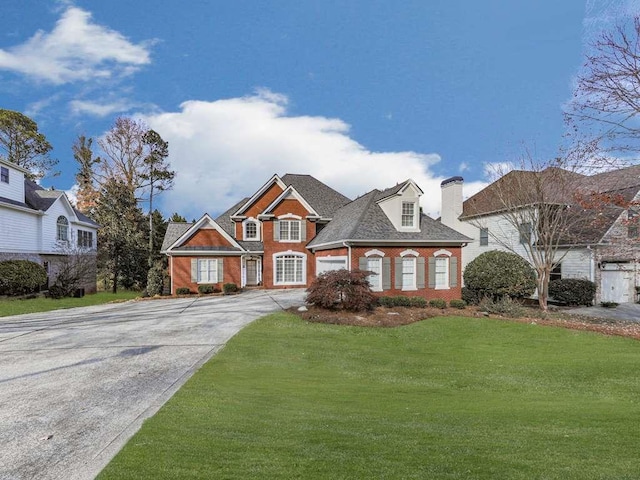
[0,1,636,219]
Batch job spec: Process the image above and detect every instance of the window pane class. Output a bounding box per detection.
[246,222,257,239]
[295,258,303,282]
[435,257,448,288]
[367,257,381,290]
[480,228,488,246]
[401,202,415,227]
[402,257,415,288]
[276,258,284,282]
[280,221,289,240]
[1,167,8,183]
[290,221,300,240]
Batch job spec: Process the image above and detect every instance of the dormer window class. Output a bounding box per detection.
[401,202,416,228]
[57,216,69,241]
[1,166,8,184]
[243,219,260,241]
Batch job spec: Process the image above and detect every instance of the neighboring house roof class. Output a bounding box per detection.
[280,174,351,218]
[21,179,99,226]
[308,181,471,249]
[460,164,640,246]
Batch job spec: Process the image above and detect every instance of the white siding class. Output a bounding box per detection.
[378,184,421,232]
[0,208,40,252]
[0,163,26,204]
[40,197,97,253]
[557,248,593,281]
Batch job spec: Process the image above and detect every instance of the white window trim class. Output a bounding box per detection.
[197,258,218,284]
[277,213,302,220]
[433,249,452,257]
[242,218,260,241]
[57,216,69,242]
[401,256,417,291]
[365,249,385,257]
[434,257,450,290]
[401,201,417,229]
[400,249,419,257]
[278,218,302,243]
[273,251,307,286]
[366,256,383,292]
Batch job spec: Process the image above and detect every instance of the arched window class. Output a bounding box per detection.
[57,216,69,241]
[243,219,260,241]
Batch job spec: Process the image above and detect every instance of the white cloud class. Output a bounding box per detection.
[483,161,516,180]
[142,90,482,220]
[69,99,132,117]
[0,6,152,84]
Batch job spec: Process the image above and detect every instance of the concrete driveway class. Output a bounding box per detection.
[0,289,306,480]
[568,302,640,322]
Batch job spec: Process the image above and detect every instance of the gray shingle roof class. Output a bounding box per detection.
[216,198,248,235]
[161,222,193,251]
[307,181,471,248]
[281,174,351,218]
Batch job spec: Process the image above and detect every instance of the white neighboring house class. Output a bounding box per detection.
[0,159,99,293]
[440,166,640,304]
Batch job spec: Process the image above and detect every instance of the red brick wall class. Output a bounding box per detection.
[184,228,233,247]
[262,199,315,288]
[234,182,285,239]
[343,246,463,301]
[170,255,242,294]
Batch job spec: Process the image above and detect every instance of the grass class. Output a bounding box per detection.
[0,290,140,317]
[98,313,640,479]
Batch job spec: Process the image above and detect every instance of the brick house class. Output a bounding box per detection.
[161,173,470,300]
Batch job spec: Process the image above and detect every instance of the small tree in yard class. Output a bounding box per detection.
[464,250,536,301]
[306,269,377,311]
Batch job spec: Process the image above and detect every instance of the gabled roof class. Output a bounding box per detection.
[375,179,423,203]
[232,174,286,217]
[460,164,640,245]
[262,185,319,217]
[2,178,100,227]
[163,213,244,253]
[307,185,471,249]
[280,174,351,218]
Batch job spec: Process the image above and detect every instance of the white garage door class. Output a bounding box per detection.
[601,270,634,303]
[316,257,348,276]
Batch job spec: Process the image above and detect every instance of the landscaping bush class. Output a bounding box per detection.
[449,299,467,309]
[548,278,596,306]
[146,262,165,296]
[377,296,394,307]
[223,283,238,295]
[409,296,427,308]
[197,284,215,294]
[176,287,191,295]
[0,260,47,296]
[601,301,619,308]
[428,298,447,309]
[306,269,377,311]
[464,250,536,300]
[461,286,482,305]
[478,296,525,318]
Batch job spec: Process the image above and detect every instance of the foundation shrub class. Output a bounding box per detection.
[197,284,215,295]
[223,283,238,294]
[449,299,467,309]
[428,298,447,309]
[176,287,191,295]
[0,260,47,296]
[464,251,536,301]
[548,278,596,306]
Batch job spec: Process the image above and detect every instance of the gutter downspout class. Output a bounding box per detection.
[343,241,352,271]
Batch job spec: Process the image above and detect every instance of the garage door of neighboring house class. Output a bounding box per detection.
[316,257,348,276]
[601,268,634,303]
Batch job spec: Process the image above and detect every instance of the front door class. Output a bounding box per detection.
[246,259,258,286]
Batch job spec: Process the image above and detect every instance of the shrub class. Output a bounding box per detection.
[0,260,47,296]
[548,278,596,306]
[198,284,215,294]
[223,283,238,294]
[449,299,467,309]
[428,298,447,309]
[464,251,536,300]
[461,286,482,305]
[478,296,525,318]
[409,296,427,308]
[146,262,165,296]
[306,269,377,311]
[176,287,191,295]
[601,301,618,308]
[377,296,395,307]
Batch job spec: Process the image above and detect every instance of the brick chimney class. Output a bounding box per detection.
[440,176,464,229]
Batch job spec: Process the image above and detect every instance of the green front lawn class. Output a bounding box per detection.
[0,291,140,317]
[99,313,640,479]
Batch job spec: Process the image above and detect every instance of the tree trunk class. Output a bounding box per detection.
[112,264,119,294]
[537,267,549,311]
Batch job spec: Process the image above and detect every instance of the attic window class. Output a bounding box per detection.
[1,166,8,184]
[401,202,416,227]
[243,219,259,241]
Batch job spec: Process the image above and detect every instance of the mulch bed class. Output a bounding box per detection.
[289,305,640,340]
